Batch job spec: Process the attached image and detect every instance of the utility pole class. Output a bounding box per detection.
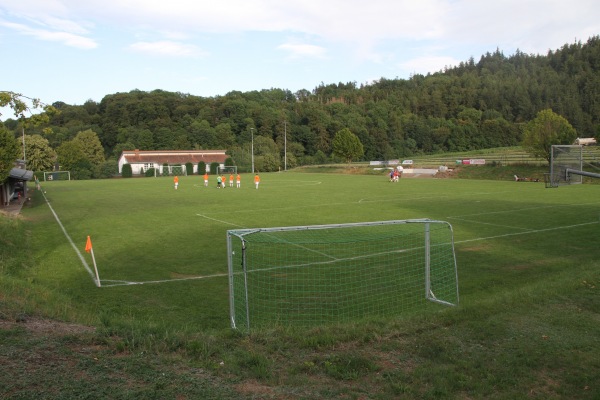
[284,120,287,171]
[250,128,255,174]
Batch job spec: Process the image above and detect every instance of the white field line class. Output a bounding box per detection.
[99,272,229,287]
[455,220,599,245]
[447,216,533,231]
[196,213,245,227]
[42,192,99,286]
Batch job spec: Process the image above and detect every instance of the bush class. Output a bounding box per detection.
[210,162,219,174]
[185,162,193,175]
[197,161,206,175]
[145,168,156,177]
[121,163,133,178]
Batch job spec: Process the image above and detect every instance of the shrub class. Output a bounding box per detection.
[185,162,193,175]
[197,161,206,175]
[121,163,132,178]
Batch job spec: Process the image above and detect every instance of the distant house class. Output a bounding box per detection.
[574,137,597,146]
[117,150,229,175]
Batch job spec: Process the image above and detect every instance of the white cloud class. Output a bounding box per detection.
[129,40,207,57]
[399,55,462,76]
[0,20,97,48]
[277,42,327,59]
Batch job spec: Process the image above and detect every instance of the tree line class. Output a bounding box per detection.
[2,36,599,179]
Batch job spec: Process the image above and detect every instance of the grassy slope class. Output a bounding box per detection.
[1,171,599,399]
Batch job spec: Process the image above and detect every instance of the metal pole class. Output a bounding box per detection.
[22,124,26,167]
[284,120,287,171]
[251,128,255,174]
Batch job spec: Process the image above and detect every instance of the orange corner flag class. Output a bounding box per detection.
[85,236,92,253]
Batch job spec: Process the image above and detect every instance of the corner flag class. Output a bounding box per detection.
[85,236,92,253]
[84,236,101,287]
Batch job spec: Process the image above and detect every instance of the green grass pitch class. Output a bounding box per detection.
[25,172,600,331]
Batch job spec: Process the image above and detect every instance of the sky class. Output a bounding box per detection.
[1,0,599,118]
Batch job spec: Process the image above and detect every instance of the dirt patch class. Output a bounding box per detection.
[235,380,276,397]
[0,317,95,336]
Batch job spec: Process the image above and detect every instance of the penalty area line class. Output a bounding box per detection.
[455,220,599,245]
[197,214,245,227]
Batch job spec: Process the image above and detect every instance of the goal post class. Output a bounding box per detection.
[227,219,459,331]
[43,171,70,181]
[548,145,600,187]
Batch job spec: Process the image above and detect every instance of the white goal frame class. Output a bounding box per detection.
[217,165,237,175]
[43,171,71,181]
[227,219,459,331]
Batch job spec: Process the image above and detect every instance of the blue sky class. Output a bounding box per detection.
[1,0,599,118]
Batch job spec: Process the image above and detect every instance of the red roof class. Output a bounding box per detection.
[120,150,228,164]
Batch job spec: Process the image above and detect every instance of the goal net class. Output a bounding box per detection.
[227,219,459,331]
[43,171,70,181]
[217,165,237,175]
[162,164,187,176]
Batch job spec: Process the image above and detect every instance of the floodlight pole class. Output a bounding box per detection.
[250,128,255,174]
[284,120,287,171]
[22,125,26,167]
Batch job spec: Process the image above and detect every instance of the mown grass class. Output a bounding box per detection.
[1,171,599,399]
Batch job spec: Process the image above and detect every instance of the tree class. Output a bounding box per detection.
[522,109,577,163]
[332,128,364,163]
[1,91,59,179]
[56,141,87,172]
[73,129,105,167]
[0,126,20,182]
[24,135,56,172]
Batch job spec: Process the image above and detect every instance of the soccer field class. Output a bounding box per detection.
[25,172,600,331]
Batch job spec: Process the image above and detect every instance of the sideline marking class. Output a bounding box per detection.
[42,191,99,286]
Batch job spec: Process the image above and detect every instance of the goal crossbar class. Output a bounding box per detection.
[227,219,459,331]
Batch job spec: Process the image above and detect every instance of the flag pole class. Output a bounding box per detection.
[86,236,101,287]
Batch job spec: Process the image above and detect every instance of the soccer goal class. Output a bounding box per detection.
[43,171,70,181]
[163,164,187,176]
[547,145,600,187]
[217,165,237,175]
[227,219,459,331]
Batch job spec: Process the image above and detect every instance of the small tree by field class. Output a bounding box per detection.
[121,163,132,178]
[197,161,206,175]
[332,128,364,163]
[24,135,56,172]
[522,109,577,164]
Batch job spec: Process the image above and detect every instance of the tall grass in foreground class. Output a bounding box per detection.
[1,172,599,399]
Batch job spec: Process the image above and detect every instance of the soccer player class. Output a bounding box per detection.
[216,175,222,188]
[236,173,241,188]
[229,173,234,187]
[254,173,260,189]
[203,172,209,187]
[174,175,179,190]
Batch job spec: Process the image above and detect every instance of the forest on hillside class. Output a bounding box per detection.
[3,36,600,176]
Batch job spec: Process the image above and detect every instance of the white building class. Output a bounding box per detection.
[117,149,229,175]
